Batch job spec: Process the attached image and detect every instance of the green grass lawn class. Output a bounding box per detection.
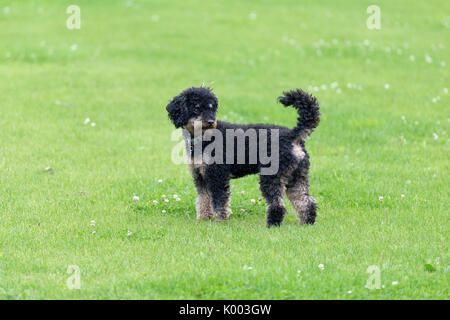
[0,0,448,299]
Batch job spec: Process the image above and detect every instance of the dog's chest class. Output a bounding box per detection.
[187,148,208,177]
[188,161,206,177]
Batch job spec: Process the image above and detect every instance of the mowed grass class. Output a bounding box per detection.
[0,0,448,299]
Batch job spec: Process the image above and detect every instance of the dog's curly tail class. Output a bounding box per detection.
[278,88,320,141]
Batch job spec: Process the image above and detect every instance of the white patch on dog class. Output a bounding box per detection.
[292,143,305,160]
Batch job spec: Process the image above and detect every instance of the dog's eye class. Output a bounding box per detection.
[208,104,213,109]
[195,104,200,109]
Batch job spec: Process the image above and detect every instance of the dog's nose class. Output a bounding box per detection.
[207,120,215,126]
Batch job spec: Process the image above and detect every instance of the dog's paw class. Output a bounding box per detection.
[196,209,214,220]
[196,214,212,220]
[214,210,230,222]
[266,220,282,228]
[297,197,317,225]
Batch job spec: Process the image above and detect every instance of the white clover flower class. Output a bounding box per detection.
[330,82,338,89]
[249,12,257,20]
[250,199,256,205]
[425,54,432,63]
[409,55,415,61]
[379,196,384,203]
[164,199,169,203]
[92,230,96,234]
[162,210,166,213]
[91,122,96,127]
[401,194,405,199]
[441,61,446,67]
[90,220,96,227]
[432,97,437,103]
[70,44,78,51]
[161,195,166,198]
[84,117,90,125]
[152,200,158,205]
[240,209,246,213]
[173,194,178,199]
[176,198,181,201]
[444,88,448,95]
[384,83,390,90]
[243,265,253,270]
[392,281,398,285]
[336,88,342,94]
[133,196,139,202]
[240,191,245,196]
[432,133,438,140]
[347,290,352,294]
[127,230,132,237]
[318,264,324,270]
[157,179,163,183]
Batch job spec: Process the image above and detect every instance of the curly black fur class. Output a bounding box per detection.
[166,86,320,227]
[278,89,321,140]
[166,87,218,128]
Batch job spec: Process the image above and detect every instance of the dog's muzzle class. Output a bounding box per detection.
[204,119,216,129]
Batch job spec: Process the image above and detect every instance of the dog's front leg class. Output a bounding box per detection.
[206,174,231,222]
[193,173,214,220]
[195,189,214,220]
[210,186,231,221]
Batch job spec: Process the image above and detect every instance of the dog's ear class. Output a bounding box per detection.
[166,93,188,128]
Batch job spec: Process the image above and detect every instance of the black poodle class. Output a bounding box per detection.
[166,85,320,227]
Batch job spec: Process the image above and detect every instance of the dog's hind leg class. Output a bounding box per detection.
[260,175,288,227]
[285,167,317,225]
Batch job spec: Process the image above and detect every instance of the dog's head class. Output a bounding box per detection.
[166,86,218,132]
